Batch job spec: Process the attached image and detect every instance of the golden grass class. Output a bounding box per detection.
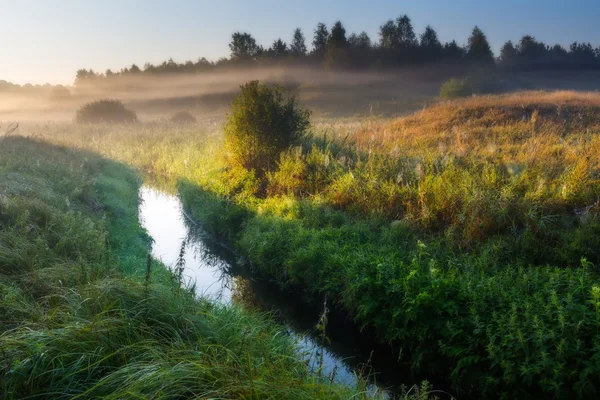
[353,90,600,175]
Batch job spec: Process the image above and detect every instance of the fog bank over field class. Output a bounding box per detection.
[2,66,600,123]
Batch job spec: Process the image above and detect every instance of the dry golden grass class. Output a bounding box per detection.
[353,90,600,174]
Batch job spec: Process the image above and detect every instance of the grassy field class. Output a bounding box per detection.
[8,90,600,398]
[177,91,600,398]
[0,136,387,399]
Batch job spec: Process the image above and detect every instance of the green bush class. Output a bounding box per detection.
[75,99,138,124]
[170,110,196,124]
[224,80,310,177]
[439,78,473,99]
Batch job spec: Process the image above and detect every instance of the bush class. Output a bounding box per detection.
[439,78,473,99]
[75,99,138,124]
[224,80,311,177]
[170,110,197,124]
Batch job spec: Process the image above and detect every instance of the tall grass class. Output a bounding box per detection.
[0,137,383,399]
[12,90,600,397]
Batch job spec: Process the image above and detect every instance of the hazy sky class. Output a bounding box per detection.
[2,0,599,85]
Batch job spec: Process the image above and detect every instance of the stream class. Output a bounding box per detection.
[139,185,406,396]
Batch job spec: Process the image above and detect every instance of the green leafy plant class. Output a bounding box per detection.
[439,78,473,99]
[224,80,311,177]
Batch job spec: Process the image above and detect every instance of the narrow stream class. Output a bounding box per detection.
[139,185,399,395]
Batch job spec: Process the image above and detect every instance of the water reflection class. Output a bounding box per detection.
[139,185,393,396]
[139,186,232,301]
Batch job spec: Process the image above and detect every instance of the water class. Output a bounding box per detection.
[139,186,395,394]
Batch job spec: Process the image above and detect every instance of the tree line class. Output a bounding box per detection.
[72,15,600,85]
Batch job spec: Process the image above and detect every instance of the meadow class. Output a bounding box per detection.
[4,89,600,398]
[0,136,393,398]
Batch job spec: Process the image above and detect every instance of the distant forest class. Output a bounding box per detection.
[71,15,600,85]
[3,14,600,93]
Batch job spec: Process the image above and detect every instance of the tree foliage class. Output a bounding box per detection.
[312,23,329,57]
[325,21,349,69]
[290,28,307,56]
[224,81,311,177]
[269,38,289,58]
[229,32,261,61]
[467,26,495,67]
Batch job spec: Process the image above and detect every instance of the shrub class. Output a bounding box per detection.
[170,110,196,124]
[224,80,311,177]
[75,99,138,124]
[439,78,473,99]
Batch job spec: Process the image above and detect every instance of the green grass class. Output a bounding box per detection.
[174,92,600,399]
[15,90,600,398]
[0,137,384,399]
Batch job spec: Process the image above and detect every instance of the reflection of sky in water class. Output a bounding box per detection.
[139,186,385,394]
[139,187,232,301]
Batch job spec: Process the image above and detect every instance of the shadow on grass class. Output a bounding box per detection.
[177,179,455,398]
[178,176,600,399]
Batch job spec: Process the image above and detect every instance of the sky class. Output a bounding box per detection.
[1,0,599,85]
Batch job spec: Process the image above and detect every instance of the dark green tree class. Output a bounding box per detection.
[229,32,261,61]
[498,40,518,66]
[328,21,348,48]
[269,38,289,58]
[378,15,418,65]
[290,28,307,56]
[569,42,597,67]
[312,23,329,56]
[348,32,372,69]
[443,40,466,62]
[325,21,349,69]
[349,31,371,48]
[396,15,418,48]
[466,26,495,67]
[420,25,442,62]
[379,20,398,49]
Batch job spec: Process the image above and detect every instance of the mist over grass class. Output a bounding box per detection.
[4,66,600,124]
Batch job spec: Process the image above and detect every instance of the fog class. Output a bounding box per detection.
[2,66,600,123]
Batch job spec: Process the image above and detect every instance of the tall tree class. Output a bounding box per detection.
[466,26,495,66]
[290,28,307,56]
[378,15,418,65]
[443,40,466,62]
[349,32,371,48]
[129,64,141,74]
[569,42,597,67]
[517,35,546,58]
[396,15,418,48]
[229,32,260,61]
[312,23,329,55]
[498,40,518,66]
[325,21,349,69]
[420,25,442,62]
[328,21,348,48]
[269,38,289,58]
[379,20,398,49]
[348,32,372,69]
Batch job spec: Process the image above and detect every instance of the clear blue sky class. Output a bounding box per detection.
[1,0,598,85]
